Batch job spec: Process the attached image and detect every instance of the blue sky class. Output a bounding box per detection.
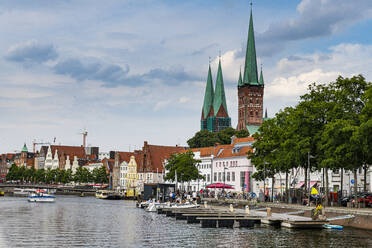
[1,0,372,153]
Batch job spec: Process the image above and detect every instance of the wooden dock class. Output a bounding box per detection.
[149,206,329,229]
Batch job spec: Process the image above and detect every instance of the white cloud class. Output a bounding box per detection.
[179,97,190,103]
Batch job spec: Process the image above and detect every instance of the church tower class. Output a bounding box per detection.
[201,59,231,132]
[237,6,264,133]
[201,64,215,131]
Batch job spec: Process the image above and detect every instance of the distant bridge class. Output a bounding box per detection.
[0,183,98,193]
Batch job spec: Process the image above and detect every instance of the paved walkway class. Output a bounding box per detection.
[209,204,312,221]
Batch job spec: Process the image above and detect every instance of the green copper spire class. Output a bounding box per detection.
[238,67,243,87]
[259,66,264,85]
[202,64,214,118]
[21,143,28,153]
[243,8,258,85]
[214,59,228,116]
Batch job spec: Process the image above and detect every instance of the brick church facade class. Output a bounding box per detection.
[237,8,265,134]
[201,7,265,135]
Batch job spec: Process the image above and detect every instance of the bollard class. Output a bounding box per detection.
[267,207,272,217]
[245,205,250,214]
[230,204,234,212]
[204,201,208,208]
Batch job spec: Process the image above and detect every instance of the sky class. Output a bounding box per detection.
[1,0,372,153]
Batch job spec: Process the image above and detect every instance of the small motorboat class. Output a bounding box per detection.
[323,224,343,230]
[145,202,169,212]
[28,190,56,203]
[14,188,35,197]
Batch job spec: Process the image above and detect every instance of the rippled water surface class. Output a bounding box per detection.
[1,196,372,248]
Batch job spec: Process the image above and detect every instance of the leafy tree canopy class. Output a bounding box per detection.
[164,151,203,182]
[187,127,250,148]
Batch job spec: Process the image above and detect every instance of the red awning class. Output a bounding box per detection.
[296,181,305,188]
[310,181,318,188]
[206,183,234,189]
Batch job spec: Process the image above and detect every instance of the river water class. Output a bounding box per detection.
[0,196,371,248]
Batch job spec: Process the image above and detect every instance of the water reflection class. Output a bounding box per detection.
[0,196,371,248]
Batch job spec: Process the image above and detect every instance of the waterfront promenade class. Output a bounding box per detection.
[203,198,372,230]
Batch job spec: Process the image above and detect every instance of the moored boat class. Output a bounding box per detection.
[14,188,35,197]
[323,224,343,230]
[96,190,123,200]
[28,190,56,203]
[96,190,109,199]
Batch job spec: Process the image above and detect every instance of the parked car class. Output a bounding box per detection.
[341,192,372,207]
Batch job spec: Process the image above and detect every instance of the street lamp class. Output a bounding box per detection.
[263,160,266,202]
[307,151,315,206]
[223,164,227,193]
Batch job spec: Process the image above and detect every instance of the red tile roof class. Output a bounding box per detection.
[233,137,256,144]
[50,145,86,160]
[216,146,252,158]
[142,142,186,173]
[116,151,143,170]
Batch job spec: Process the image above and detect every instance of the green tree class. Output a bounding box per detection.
[217,127,237,144]
[187,130,219,148]
[35,169,46,183]
[74,167,92,183]
[92,166,109,184]
[6,164,19,181]
[187,128,250,148]
[164,151,204,183]
[235,129,250,138]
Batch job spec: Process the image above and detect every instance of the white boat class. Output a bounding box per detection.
[323,224,343,230]
[169,203,199,209]
[28,190,56,203]
[13,188,35,197]
[145,202,169,212]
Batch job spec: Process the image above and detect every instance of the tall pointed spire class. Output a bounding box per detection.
[202,64,214,118]
[238,67,243,87]
[214,58,228,116]
[259,65,264,85]
[243,6,258,85]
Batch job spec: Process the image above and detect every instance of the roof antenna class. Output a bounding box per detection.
[250,0,253,8]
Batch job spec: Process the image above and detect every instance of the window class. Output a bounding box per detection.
[214,172,217,182]
[218,172,221,181]
[256,98,259,104]
[240,171,245,188]
[227,172,230,181]
[222,172,225,182]
[207,174,210,182]
[250,110,253,116]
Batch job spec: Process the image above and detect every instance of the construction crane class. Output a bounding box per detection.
[79,129,88,148]
[32,140,50,153]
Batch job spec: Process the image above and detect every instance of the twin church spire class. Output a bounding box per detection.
[201,58,231,132]
[202,3,264,133]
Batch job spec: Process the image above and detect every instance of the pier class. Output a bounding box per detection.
[147,206,329,229]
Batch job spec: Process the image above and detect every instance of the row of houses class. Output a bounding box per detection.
[1,139,371,197]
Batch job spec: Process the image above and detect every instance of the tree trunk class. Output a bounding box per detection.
[340,168,343,206]
[325,168,329,207]
[304,167,308,203]
[285,171,289,203]
[354,169,358,208]
[364,165,367,192]
[272,177,274,202]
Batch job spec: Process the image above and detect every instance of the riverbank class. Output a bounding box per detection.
[203,198,372,230]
